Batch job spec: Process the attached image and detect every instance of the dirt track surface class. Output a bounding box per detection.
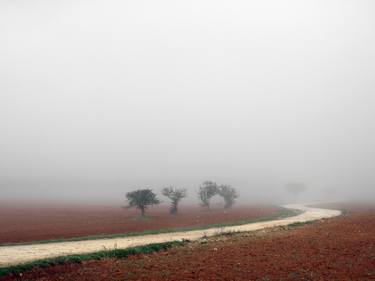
[0,204,340,268]
[2,204,373,281]
[0,204,276,244]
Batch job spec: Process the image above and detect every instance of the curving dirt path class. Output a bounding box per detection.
[0,204,341,268]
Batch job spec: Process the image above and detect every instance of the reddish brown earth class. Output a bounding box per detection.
[0,202,277,244]
[2,204,374,281]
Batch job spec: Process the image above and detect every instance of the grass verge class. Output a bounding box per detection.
[0,240,187,277]
[287,220,317,228]
[0,207,301,247]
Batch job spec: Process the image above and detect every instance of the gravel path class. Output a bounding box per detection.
[0,204,341,267]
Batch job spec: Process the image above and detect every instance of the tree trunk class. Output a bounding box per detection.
[140,206,145,217]
[170,207,176,215]
[170,203,177,215]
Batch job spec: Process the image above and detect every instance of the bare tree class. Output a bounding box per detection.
[285,182,307,198]
[198,181,218,210]
[161,186,187,215]
[125,189,160,217]
[217,185,238,209]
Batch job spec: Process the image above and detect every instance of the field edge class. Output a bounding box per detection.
[0,207,300,247]
[0,240,187,277]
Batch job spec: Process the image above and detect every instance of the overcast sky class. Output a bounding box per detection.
[1,0,374,203]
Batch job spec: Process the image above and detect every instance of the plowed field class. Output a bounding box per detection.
[0,203,277,244]
[2,204,373,281]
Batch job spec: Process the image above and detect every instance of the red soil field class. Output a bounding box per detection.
[3,204,374,281]
[0,203,277,244]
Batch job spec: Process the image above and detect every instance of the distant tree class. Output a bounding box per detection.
[217,185,238,209]
[285,182,307,198]
[198,181,218,210]
[162,186,187,215]
[125,189,160,217]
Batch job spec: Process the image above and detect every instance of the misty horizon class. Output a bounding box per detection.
[1,0,375,203]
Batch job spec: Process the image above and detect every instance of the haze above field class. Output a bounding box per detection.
[1,0,374,203]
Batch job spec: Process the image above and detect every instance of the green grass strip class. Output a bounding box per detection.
[287,220,317,227]
[0,240,186,277]
[0,207,301,247]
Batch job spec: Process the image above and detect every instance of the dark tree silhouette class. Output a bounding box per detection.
[217,184,238,209]
[198,181,218,210]
[125,189,160,217]
[162,186,187,215]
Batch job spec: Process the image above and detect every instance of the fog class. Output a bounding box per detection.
[1,0,374,204]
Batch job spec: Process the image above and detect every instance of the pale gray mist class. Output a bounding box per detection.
[1,0,374,204]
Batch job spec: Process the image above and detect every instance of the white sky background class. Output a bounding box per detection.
[1,0,375,202]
